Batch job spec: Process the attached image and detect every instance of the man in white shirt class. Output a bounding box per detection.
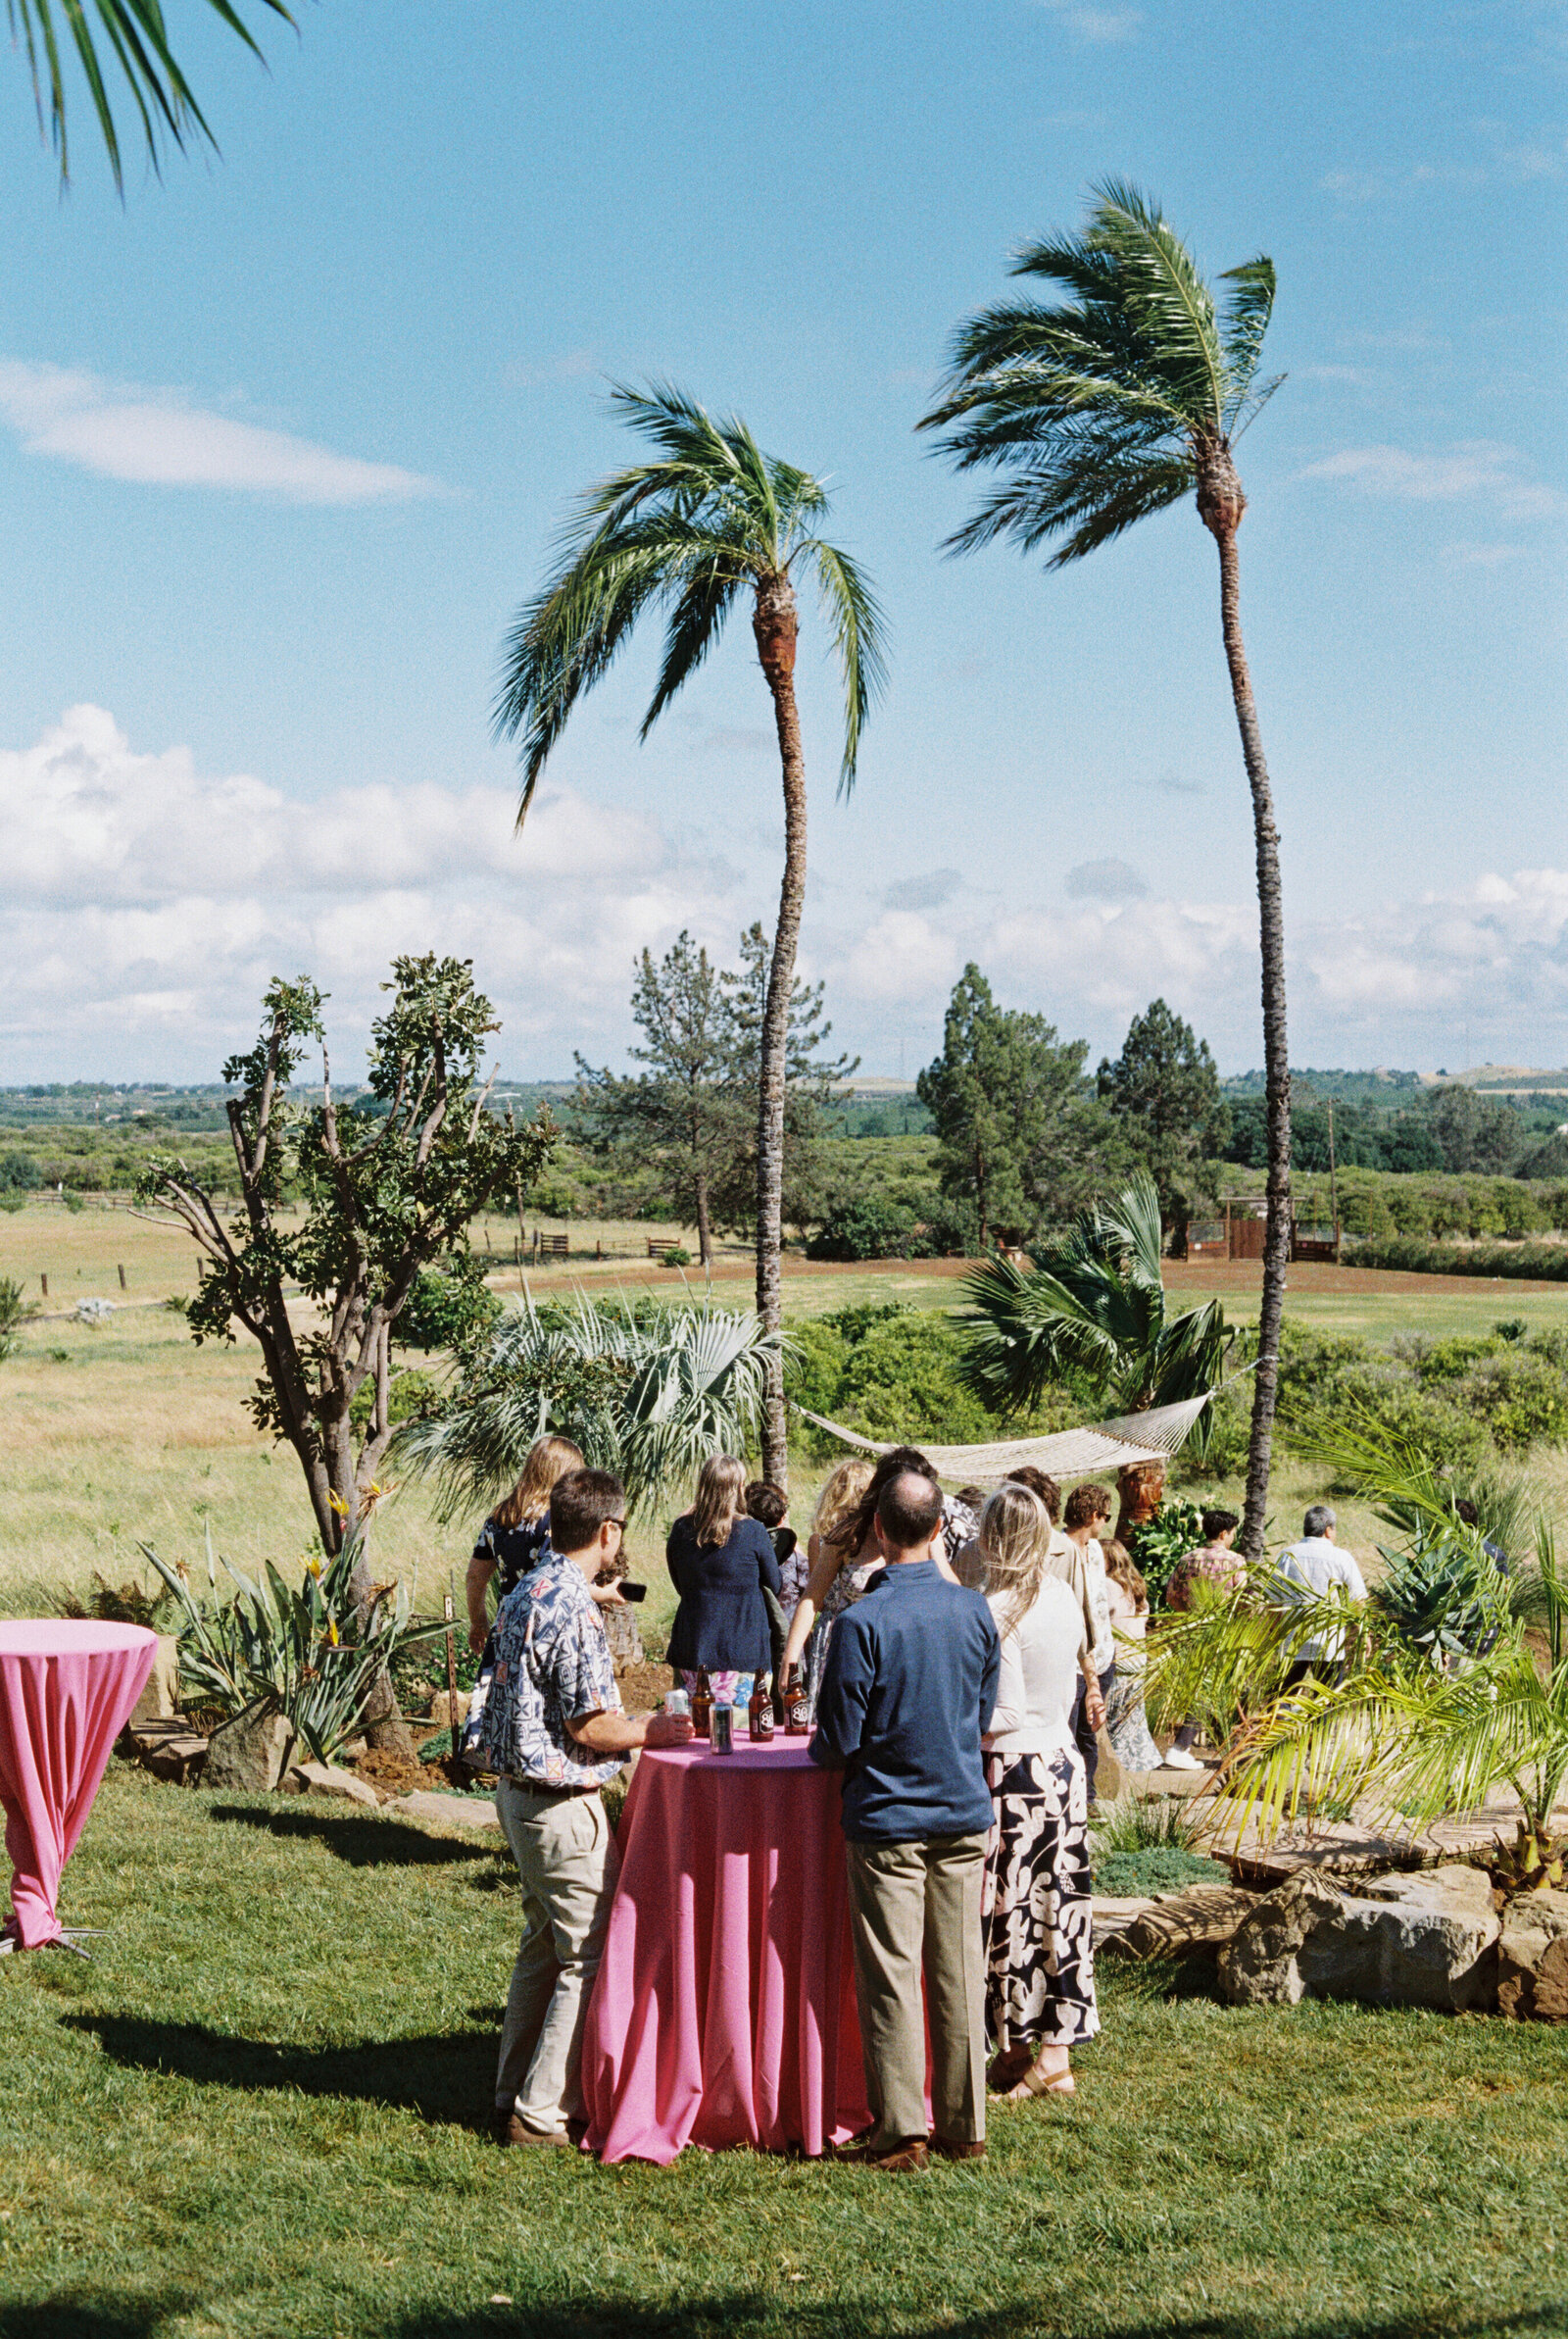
[1273,1504,1367,1682]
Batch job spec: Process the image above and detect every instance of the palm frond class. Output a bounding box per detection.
[798,539,888,792]
[10,0,292,191]
[923,181,1278,570]
[496,380,881,807]
[391,1291,779,1521]
[958,1170,1230,1419]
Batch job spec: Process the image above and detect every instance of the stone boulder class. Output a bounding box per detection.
[125,1635,180,1729]
[128,1717,208,1785]
[203,1702,298,1794]
[284,1761,382,1809]
[1101,1883,1258,1962]
[1219,1863,1500,2014]
[388,1788,501,1831]
[1496,1890,1568,2022]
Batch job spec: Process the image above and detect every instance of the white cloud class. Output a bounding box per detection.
[1031,0,1141,41]
[1064,858,1148,902]
[1301,440,1568,520]
[0,363,438,504]
[7,710,1568,1081]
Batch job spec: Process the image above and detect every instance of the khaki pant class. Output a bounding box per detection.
[845,1831,989,2152]
[495,1779,619,2135]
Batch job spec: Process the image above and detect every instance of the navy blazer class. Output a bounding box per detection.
[665,1513,783,1673]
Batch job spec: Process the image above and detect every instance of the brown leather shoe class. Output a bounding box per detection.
[494,2111,572,2149]
[931,2135,986,2161]
[833,2133,930,2173]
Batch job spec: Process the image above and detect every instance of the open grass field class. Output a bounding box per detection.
[8,1199,1568,1629]
[1,1767,1566,2339]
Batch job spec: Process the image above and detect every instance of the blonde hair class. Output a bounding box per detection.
[690,1454,747,1549]
[493,1434,584,1529]
[811,1456,875,1546]
[1102,1536,1148,1614]
[978,1481,1050,1636]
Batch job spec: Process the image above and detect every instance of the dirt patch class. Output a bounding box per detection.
[617,1660,676,1714]
[352,1745,427,1797]
[1164,1258,1568,1298]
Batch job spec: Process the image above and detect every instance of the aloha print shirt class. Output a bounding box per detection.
[472,1551,626,1789]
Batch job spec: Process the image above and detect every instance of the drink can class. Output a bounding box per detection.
[710,1703,734,1754]
[664,1688,690,1719]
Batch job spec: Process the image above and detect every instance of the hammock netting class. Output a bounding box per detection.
[792,1390,1212,1484]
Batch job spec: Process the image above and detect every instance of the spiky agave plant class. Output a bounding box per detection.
[959,1171,1232,1448]
[390,1289,779,1521]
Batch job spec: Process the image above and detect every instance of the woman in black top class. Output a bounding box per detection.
[666,1453,782,1710]
[465,1433,584,1652]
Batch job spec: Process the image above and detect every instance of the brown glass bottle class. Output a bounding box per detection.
[691,1667,713,1741]
[748,1673,775,1743]
[783,1665,811,1736]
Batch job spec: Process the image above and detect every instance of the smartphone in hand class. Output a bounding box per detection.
[619,1581,648,1603]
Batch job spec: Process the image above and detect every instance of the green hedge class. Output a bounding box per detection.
[1345,1236,1568,1281]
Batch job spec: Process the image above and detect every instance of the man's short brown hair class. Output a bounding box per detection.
[550,1467,625,1555]
[745,1479,788,1529]
[1063,1481,1112,1532]
[876,1469,945,1552]
[1008,1467,1061,1525]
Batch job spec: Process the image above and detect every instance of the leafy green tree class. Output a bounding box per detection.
[574,932,732,1269]
[916,964,1125,1249]
[1425,1085,1521,1176]
[921,180,1291,1562]
[1098,998,1229,1248]
[139,956,556,1558]
[494,385,885,1485]
[0,1274,26,1363]
[12,0,292,191]
[960,1170,1232,1443]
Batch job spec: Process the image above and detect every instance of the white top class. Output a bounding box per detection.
[1106,1576,1147,1642]
[1080,1535,1115,1673]
[985,1575,1090,1757]
[1274,1535,1367,1661]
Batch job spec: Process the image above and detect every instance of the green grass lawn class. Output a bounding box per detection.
[2,1768,1567,2339]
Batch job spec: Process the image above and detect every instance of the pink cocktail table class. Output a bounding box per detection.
[579,1736,874,2164]
[0,1620,156,1952]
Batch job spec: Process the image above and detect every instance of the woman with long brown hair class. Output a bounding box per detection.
[466,1434,585,1654]
[666,1454,782,1712]
[976,1482,1103,2101]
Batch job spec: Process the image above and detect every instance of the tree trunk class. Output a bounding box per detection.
[695,1171,712,1271]
[1202,463,1291,1565]
[753,572,807,1487]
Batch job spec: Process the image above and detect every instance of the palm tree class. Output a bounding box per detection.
[390,1289,779,1523]
[494,384,885,1484]
[959,1170,1232,1447]
[10,0,293,191]
[920,181,1289,1563]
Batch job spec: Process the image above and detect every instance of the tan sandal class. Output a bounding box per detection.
[1006,2053,1074,2100]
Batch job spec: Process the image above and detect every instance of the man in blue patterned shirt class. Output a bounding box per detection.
[477,1467,692,2146]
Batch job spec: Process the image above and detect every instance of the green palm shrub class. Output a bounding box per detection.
[142,1523,442,1765]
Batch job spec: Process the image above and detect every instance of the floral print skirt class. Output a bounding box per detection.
[1105,1647,1163,1771]
[982,1746,1100,2052]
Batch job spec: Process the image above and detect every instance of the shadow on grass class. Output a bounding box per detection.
[61,2012,496,2129]
[381,2307,1568,2339]
[6,2294,1557,2339]
[206,1801,499,1867]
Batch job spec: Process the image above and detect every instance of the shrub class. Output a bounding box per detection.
[1135,1497,1205,1604]
[1455,1351,1568,1456]
[806,1197,918,1261]
[785,1317,852,1426]
[1344,1237,1568,1281]
[662,1246,693,1269]
[0,1151,42,1191]
[831,1309,993,1443]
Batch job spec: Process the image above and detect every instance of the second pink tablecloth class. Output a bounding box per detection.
[0,1619,156,1949]
[580,1736,875,2164]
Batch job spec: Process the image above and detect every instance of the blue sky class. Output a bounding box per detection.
[0,0,1563,1083]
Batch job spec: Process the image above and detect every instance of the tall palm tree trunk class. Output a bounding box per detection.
[752,572,806,1485]
[1202,462,1291,1564]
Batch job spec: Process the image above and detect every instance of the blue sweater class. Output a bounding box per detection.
[809,1560,1001,1844]
[665,1514,782,1673]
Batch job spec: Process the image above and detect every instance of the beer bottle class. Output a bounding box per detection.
[748,1672,775,1743]
[692,1667,713,1740]
[783,1665,811,1736]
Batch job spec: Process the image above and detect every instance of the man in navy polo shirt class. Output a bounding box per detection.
[810,1468,1002,2174]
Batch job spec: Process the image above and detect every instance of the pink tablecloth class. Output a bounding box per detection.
[580,1736,873,2164]
[0,1620,156,1948]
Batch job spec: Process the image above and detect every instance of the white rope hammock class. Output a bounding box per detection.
[792,1390,1213,1484]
